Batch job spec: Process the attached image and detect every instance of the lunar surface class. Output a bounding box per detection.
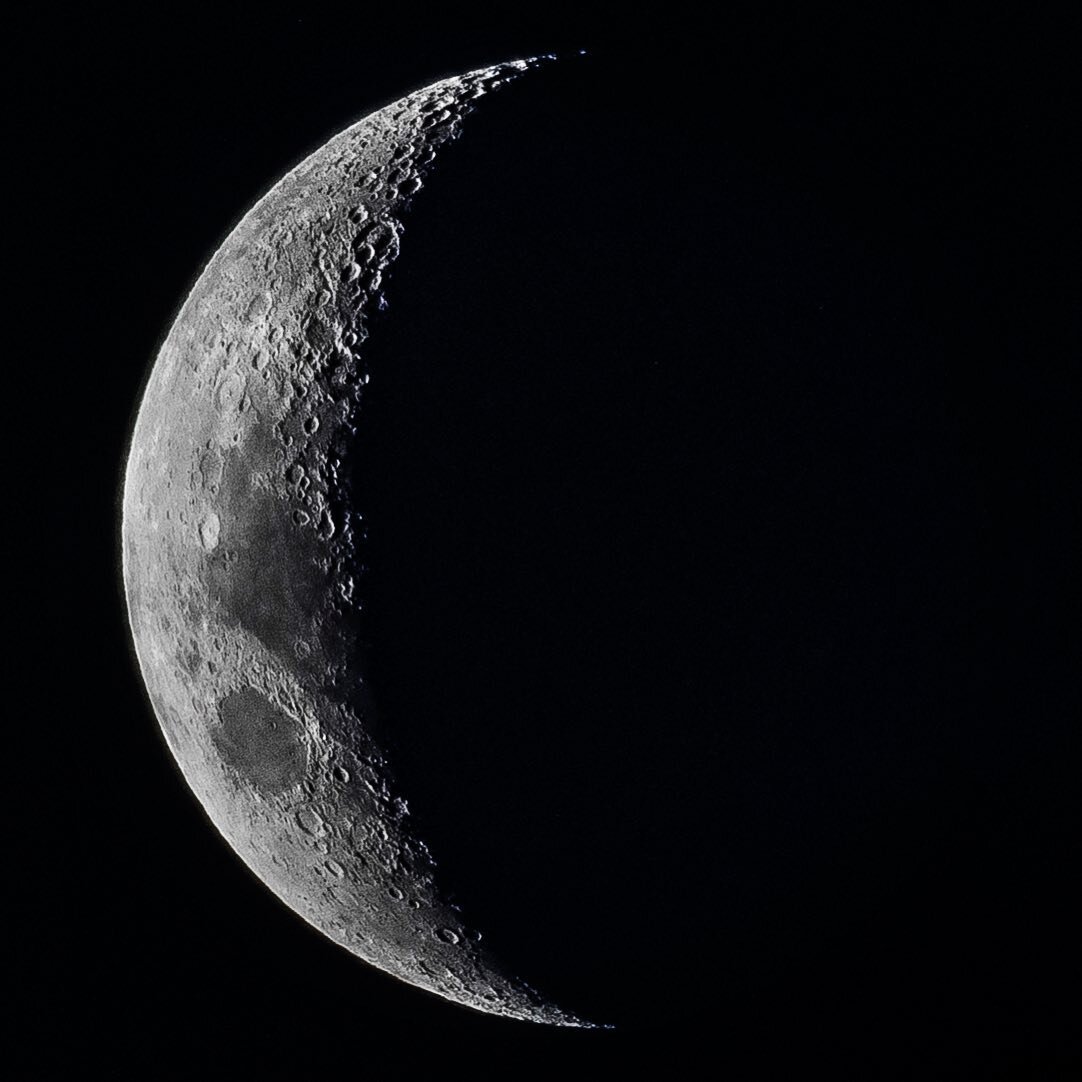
[122,60,588,1025]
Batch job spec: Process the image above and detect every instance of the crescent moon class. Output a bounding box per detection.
[122,59,589,1026]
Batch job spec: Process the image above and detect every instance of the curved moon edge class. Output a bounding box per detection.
[122,58,595,1027]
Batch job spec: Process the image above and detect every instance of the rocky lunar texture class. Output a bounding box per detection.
[122,60,588,1026]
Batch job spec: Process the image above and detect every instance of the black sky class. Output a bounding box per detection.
[18,8,1077,1078]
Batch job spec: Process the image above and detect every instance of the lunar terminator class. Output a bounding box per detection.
[122,59,589,1026]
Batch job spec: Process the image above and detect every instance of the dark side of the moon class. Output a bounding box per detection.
[25,11,1076,1078]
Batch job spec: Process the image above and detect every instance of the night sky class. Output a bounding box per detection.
[20,9,1077,1077]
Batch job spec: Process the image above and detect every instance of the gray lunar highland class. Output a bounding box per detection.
[122,60,587,1026]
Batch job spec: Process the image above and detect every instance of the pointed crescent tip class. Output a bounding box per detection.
[557,1008,618,1031]
[518,49,591,67]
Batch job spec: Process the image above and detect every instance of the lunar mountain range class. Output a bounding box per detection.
[122,59,592,1026]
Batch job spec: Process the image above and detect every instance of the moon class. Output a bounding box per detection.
[121,59,589,1026]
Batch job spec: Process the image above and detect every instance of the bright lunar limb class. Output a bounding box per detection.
[122,60,590,1026]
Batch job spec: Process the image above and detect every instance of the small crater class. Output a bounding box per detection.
[296,805,324,835]
[216,370,246,412]
[246,292,272,323]
[199,449,224,489]
[199,512,221,552]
